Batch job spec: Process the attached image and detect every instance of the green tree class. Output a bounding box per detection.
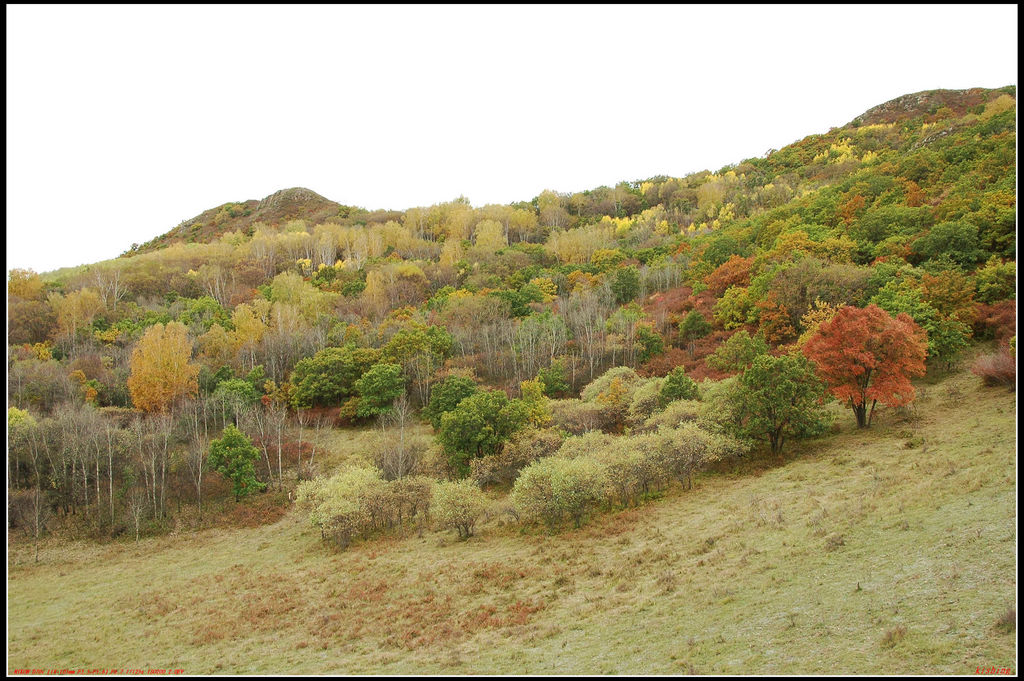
[659,366,699,406]
[910,220,983,268]
[974,257,1016,303]
[212,378,259,425]
[610,266,641,304]
[354,363,405,418]
[707,330,768,373]
[537,358,570,397]
[209,424,266,501]
[438,390,529,477]
[678,309,712,357]
[290,345,380,408]
[731,353,830,455]
[423,375,478,430]
[635,324,665,364]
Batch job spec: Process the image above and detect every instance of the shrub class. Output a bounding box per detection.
[511,456,608,530]
[627,377,664,426]
[295,467,433,548]
[295,467,383,548]
[470,428,564,488]
[555,431,616,460]
[653,424,747,490]
[580,366,642,402]
[994,607,1015,634]
[549,398,612,435]
[593,436,667,507]
[880,624,906,648]
[972,348,1016,391]
[639,399,702,433]
[432,480,489,539]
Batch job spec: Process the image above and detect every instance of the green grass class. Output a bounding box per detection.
[8,368,1016,674]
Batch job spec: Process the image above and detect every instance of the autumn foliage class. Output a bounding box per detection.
[802,305,927,427]
[127,321,200,412]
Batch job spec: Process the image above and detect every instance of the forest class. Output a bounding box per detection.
[6,86,1017,556]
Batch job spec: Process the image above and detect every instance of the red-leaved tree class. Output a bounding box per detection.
[803,304,927,428]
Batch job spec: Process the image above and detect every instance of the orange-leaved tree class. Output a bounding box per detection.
[127,321,200,413]
[802,304,926,428]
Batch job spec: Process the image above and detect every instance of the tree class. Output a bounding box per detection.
[706,330,768,373]
[289,345,380,408]
[610,266,641,304]
[803,305,926,428]
[127,322,200,413]
[678,309,712,357]
[519,378,552,428]
[438,391,529,477]
[211,378,259,425]
[659,366,699,406]
[537,358,570,397]
[910,220,983,268]
[732,354,829,455]
[423,375,477,430]
[209,424,265,501]
[354,363,405,418]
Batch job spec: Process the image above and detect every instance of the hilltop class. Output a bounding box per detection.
[124,187,344,255]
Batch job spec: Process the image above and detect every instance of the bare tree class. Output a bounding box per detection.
[374,394,421,480]
[181,397,212,516]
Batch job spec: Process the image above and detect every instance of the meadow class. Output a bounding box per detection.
[7,367,1016,675]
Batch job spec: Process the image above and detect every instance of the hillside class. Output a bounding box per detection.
[7,85,1017,675]
[7,365,1016,674]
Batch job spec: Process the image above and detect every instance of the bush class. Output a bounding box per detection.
[627,377,664,427]
[549,398,613,435]
[511,456,608,530]
[659,366,699,406]
[592,436,667,507]
[432,480,489,539]
[555,431,616,460]
[972,348,1016,391]
[653,424,746,489]
[295,467,432,548]
[470,428,563,488]
[639,399,702,433]
[580,366,642,402]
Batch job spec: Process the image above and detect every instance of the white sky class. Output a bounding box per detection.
[6,4,1018,274]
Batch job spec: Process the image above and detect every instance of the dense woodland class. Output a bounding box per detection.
[7,87,1017,552]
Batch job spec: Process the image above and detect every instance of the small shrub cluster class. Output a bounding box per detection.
[552,365,694,435]
[511,423,746,530]
[432,480,489,539]
[295,468,432,548]
[470,428,564,488]
[510,456,607,530]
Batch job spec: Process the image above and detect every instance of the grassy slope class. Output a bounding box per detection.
[8,368,1016,675]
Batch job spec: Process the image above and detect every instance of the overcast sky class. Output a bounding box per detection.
[6,4,1018,274]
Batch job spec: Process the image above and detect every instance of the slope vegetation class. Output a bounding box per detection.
[8,368,1015,674]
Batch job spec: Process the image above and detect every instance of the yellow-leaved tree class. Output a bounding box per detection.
[127,321,200,413]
